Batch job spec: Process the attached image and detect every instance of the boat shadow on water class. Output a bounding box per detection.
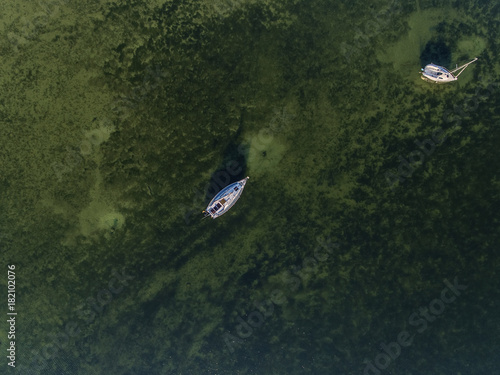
[420,39,452,68]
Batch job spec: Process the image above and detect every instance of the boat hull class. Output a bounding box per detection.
[203,177,249,219]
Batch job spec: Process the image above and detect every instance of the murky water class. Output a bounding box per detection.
[1,0,499,374]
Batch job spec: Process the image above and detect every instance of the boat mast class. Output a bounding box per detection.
[450,57,478,78]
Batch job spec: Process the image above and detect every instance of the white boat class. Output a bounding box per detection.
[203,177,249,219]
[420,57,478,83]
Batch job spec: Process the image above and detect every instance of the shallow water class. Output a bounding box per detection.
[1,0,499,374]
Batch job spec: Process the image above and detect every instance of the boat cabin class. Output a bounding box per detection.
[210,203,222,214]
[209,198,227,214]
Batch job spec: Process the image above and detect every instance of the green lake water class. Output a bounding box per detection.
[1,0,499,374]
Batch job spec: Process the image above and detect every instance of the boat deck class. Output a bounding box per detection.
[204,177,249,219]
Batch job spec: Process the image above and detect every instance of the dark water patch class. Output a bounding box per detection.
[420,39,452,67]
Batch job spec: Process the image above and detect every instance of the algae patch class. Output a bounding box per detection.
[245,131,287,176]
[77,196,125,240]
[99,212,125,231]
[81,120,116,156]
[456,36,487,58]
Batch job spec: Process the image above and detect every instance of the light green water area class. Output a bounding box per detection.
[1,0,499,374]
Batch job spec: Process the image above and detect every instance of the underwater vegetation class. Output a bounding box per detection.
[0,0,499,374]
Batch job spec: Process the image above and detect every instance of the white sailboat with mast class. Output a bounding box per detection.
[203,177,249,219]
[420,57,478,83]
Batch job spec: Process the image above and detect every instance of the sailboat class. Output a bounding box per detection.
[203,177,249,219]
[420,57,478,83]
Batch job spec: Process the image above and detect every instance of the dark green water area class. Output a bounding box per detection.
[1,0,499,374]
